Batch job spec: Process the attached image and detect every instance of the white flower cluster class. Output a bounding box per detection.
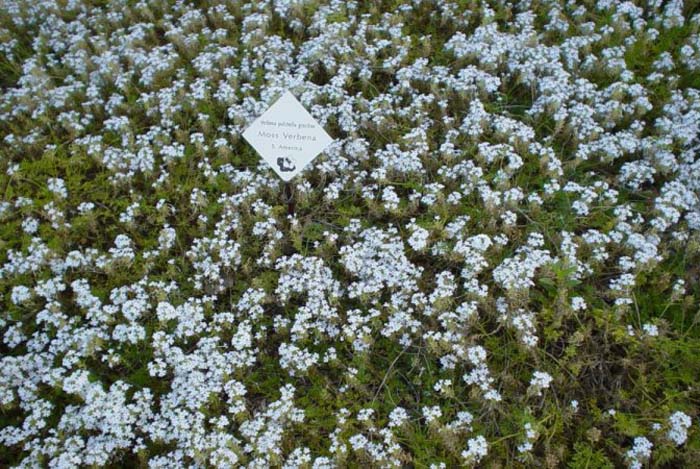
[529,371,553,397]
[666,411,692,446]
[462,345,502,402]
[517,422,538,454]
[493,234,553,292]
[625,436,653,469]
[461,435,488,465]
[340,227,423,299]
[278,342,320,377]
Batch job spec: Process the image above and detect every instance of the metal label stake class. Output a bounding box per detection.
[283,181,295,216]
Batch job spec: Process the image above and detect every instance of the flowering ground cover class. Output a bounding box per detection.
[1,0,700,467]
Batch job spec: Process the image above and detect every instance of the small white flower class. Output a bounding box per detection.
[422,405,442,424]
[11,285,32,305]
[388,407,409,428]
[642,323,659,337]
[6,163,19,176]
[47,177,67,198]
[529,371,553,396]
[21,217,39,234]
[77,202,95,213]
[571,296,587,311]
[667,411,692,446]
[625,436,652,468]
[461,435,488,464]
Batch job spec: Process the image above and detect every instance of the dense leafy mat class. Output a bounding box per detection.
[1,0,700,467]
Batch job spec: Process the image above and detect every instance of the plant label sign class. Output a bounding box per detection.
[242,90,334,182]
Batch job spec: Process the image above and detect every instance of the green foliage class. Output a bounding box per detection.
[2,0,700,467]
[568,442,614,469]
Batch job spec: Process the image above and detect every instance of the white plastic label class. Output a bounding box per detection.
[242,90,334,182]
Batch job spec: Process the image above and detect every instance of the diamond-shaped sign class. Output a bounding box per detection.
[242,90,334,182]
